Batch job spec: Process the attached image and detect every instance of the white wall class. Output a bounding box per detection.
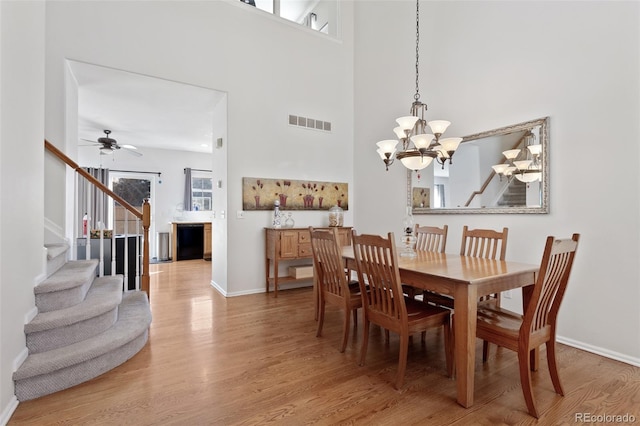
[44,0,354,297]
[355,1,640,363]
[0,1,45,422]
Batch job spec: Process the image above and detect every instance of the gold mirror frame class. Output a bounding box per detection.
[409,117,549,214]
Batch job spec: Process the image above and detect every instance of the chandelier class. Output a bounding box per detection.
[491,130,542,183]
[376,0,462,172]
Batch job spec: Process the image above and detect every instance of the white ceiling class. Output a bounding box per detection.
[69,60,225,155]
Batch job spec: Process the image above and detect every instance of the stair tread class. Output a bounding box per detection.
[26,276,124,333]
[35,260,98,294]
[45,243,69,260]
[14,291,151,381]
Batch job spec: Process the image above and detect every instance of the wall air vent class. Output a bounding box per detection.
[288,115,331,132]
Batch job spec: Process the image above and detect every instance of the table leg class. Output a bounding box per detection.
[453,284,477,408]
[265,258,270,294]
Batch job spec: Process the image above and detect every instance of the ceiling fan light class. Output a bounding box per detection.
[100,146,114,155]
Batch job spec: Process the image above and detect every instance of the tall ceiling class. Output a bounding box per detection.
[69,60,225,155]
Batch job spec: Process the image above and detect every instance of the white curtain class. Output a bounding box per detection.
[183,167,193,211]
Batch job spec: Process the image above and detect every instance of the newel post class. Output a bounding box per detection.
[141,199,151,297]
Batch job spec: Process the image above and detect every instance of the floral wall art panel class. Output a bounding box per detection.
[242,177,348,211]
[412,187,430,208]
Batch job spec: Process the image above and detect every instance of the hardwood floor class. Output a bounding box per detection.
[9,259,640,425]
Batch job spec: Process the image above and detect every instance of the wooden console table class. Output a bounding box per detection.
[265,227,352,297]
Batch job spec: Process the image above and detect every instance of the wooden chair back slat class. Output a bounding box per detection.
[310,227,348,298]
[460,226,508,260]
[524,236,579,337]
[414,224,448,253]
[352,232,406,322]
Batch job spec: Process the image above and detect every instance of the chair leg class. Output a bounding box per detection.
[353,308,358,328]
[546,340,564,396]
[359,319,370,367]
[385,329,390,343]
[395,332,409,390]
[482,341,490,362]
[316,300,325,338]
[518,347,539,418]
[339,307,351,353]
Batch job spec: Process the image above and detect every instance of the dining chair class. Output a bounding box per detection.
[405,224,449,300]
[351,230,453,389]
[414,224,448,252]
[309,227,362,353]
[420,225,508,360]
[422,226,509,311]
[476,234,580,418]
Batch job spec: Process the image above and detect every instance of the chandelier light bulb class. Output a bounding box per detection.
[396,116,420,131]
[393,126,406,139]
[502,149,521,160]
[410,134,435,150]
[514,160,532,170]
[376,139,399,154]
[527,144,542,156]
[439,137,463,152]
[400,155,433,171]
[427,120,451,135]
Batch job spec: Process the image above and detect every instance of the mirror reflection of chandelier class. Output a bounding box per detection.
[376,0,462,172]
[492,131,542,183]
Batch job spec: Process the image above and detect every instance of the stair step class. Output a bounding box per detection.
[26,276,124,354]
[45,243,70,278]
[45,243,69,261]
[14,291,152,401]
[35,259,98,312]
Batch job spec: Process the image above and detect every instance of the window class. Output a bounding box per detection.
[111,176,152,234]
[191,172,213,211]
[434,184,446,208]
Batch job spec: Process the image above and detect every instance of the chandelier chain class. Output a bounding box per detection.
[414,0,420,102]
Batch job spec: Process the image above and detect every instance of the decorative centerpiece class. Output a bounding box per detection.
[399,206,416,257]
[328,205,344,227]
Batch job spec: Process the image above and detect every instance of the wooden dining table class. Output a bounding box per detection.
[342,246,539,408]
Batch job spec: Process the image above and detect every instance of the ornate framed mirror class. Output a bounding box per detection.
[409,117,549,214]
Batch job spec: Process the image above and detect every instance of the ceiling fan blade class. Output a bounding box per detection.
[80,138,100,145]
[121,146,143,157]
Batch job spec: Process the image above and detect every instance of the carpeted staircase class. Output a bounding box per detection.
[13,243,152,401]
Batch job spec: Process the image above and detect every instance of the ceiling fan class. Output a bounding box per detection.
[81,130,142,157]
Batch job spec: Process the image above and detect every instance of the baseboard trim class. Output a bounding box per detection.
[222,282,313,298]
[210,280,227,297]
[0,396,18,426]
[557,335,640,367]
[24,306,38,326]
[13,348,28,372]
